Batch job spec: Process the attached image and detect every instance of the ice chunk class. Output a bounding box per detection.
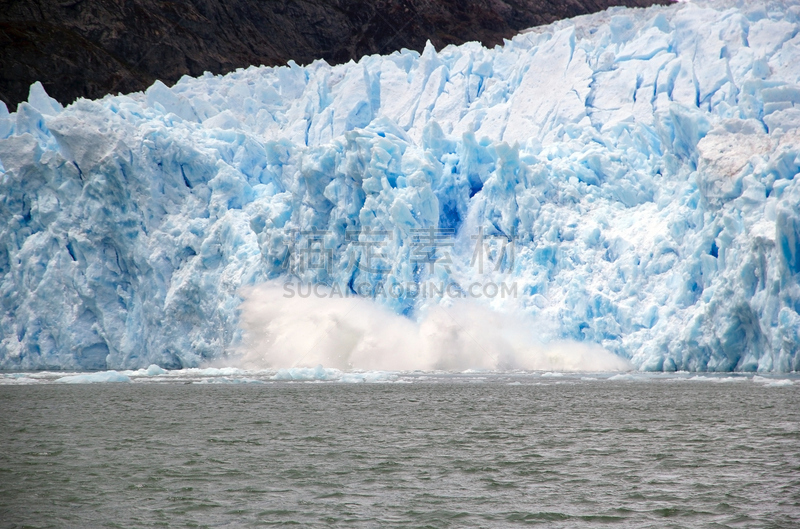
[503,27,593,143]
[696,124,772,206]
[145,364,166,376]
[272,365,338,381]
[27,82,63,116]
[607,373,640,381]
[752,375,795,387]
[145,80,199,122]
[55,371,132,383]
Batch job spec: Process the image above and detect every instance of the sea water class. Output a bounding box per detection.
[1,374,798,528]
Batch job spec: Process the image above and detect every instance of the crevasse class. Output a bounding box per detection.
[1,0,800,372]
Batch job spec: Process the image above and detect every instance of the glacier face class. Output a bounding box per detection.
[2,0,800,371]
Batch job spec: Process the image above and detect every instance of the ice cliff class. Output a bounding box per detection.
[2,0,800,372]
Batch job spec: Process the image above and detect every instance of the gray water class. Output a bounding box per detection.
[1,377,798,528]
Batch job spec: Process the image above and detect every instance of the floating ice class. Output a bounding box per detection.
[607,373,641,381]
[1,0,800,372]
[196,377,264,384]
[269,365,398,382]
[686,375,746,383]
[0,368,797,385]
[145,364,166,376]
[55,371,132,383]
[752,375,795,386]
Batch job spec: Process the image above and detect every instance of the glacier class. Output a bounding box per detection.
[2,0,800,372]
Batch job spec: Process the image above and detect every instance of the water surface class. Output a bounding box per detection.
[1,375,798,527]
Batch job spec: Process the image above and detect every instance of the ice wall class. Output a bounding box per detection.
[2,0,800,371]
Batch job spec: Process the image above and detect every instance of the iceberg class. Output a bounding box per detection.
[2,0,800,372]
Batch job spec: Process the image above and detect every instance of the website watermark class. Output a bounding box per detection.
[272,226,515,275]
[282,280,518,299]
[272,226,518,299]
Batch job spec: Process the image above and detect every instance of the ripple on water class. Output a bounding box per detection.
[0,378,797,527]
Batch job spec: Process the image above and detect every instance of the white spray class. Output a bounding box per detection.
[236,283,632,372]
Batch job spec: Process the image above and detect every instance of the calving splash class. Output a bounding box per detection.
[238,284,630,371]
[1,0,800,372]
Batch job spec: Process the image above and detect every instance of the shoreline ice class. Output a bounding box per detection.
[0,367,796,386]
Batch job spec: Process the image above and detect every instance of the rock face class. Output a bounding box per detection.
[0,0,665,111]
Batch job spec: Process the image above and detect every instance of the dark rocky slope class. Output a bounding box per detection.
[1,0,666,111]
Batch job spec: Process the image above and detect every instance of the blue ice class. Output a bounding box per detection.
[1,0,800,372]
